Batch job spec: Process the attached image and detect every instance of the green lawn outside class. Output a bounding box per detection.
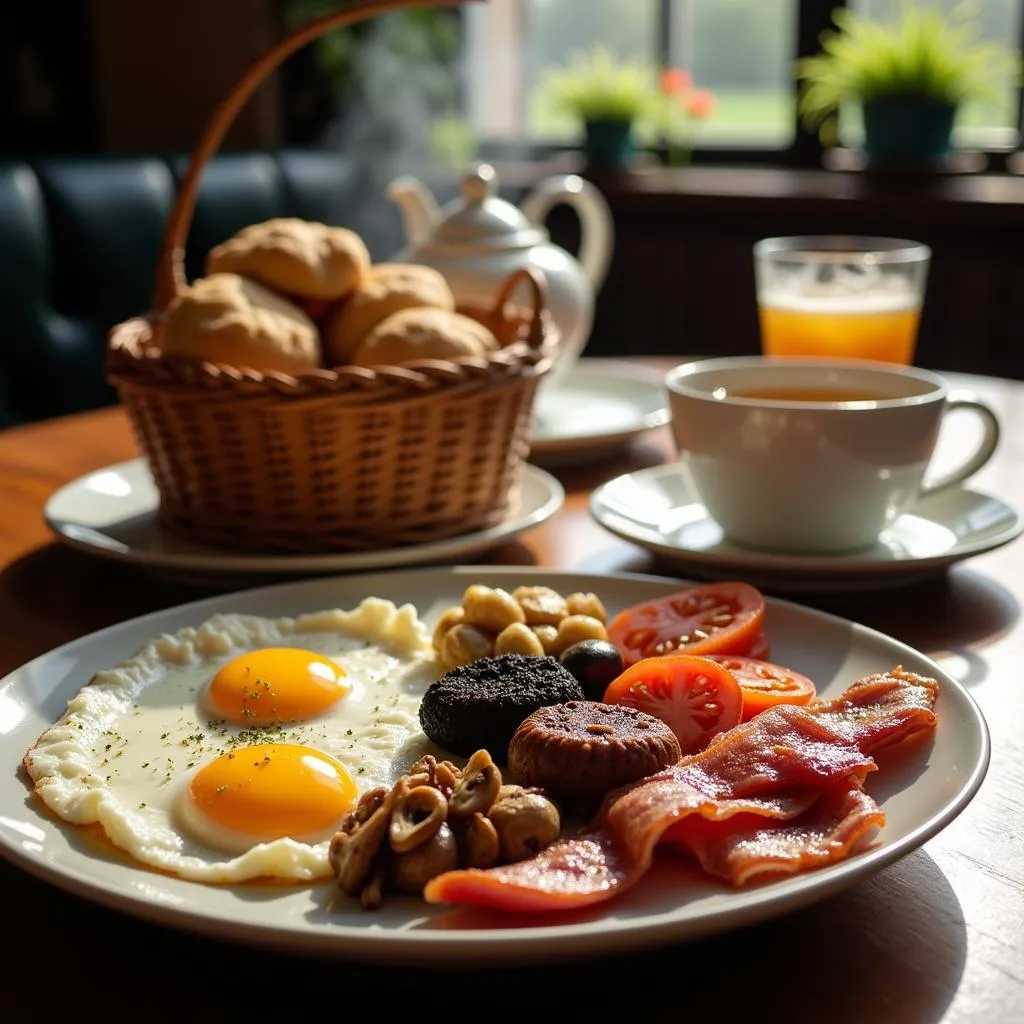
[525,86,1019,146]
[527,87,796,144]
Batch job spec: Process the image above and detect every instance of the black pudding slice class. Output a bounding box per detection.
[418,653,585,761]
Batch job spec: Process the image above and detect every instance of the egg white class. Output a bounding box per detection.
[23,597,440,883]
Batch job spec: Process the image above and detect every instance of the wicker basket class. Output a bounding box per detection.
[106,0,558,555]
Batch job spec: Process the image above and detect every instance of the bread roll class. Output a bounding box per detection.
[206,218,370,301]
[350,307,498,367]
[161,273,321,375]
[325,263,455,365]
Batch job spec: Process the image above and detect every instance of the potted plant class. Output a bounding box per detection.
[796,2,1020,167]
[542,47,654,169]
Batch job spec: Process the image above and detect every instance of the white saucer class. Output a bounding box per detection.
[45,459,564,580]
[529,358,670,463]
[589,464,1024,591]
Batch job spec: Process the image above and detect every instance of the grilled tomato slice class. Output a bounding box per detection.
[602,654,744,754]
[608,582,766,666]
[704,654,816,721]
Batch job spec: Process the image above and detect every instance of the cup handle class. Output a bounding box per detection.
[920,389,1000,496]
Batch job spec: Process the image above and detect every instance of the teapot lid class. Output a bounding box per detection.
[433,164,546,249]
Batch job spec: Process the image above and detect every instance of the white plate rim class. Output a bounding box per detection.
[0,566,989,965]
[44,460,565,576]
[530,358,670,454]
[589,465,1024,581]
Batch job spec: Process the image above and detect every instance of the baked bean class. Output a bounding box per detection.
[462,585,526,634]
[565,592,608,624]
[440,623,494,670]
[432,606,466,652]
[532,623,560,656]
[494,622,546,658]
[552,614,608,656]
[511,585,568,626]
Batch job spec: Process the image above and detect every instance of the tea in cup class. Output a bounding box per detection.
[664,356,1000,554]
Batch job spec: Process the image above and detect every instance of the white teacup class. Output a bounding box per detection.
[664,356,1000,554]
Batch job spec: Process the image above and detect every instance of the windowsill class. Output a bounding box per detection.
[821,147,990,175]
[483,153,1024,221]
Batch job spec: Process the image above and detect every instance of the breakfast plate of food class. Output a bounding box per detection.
[44,460,564,580]
[0,567,987,965]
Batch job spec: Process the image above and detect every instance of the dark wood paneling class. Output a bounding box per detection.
[531,165,1024,379]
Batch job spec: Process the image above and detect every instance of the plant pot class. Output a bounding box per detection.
[862,99,957,167]
[582,118,635,170]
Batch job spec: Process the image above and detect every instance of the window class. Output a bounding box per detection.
[842,0,1022,151]
[466,0,798,148]
[464,0,1024,163]
[668,0,798,146]
[278,0,1024,172]
[466,0,659,141]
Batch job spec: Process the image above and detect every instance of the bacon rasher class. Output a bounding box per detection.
[423,667,939,913]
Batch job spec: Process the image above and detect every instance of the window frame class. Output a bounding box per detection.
[475,0,1024,173]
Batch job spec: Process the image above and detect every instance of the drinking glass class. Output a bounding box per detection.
[753,236,931,364]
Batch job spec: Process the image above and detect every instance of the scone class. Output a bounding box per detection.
[206,218,370,301]
[161,273,321,375]
[325,263,455,365]
[350,307,498,367]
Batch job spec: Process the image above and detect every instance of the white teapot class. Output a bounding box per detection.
[387,163,614,390]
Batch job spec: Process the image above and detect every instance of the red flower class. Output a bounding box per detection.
[660,67,693,95]
[685,89,717,119]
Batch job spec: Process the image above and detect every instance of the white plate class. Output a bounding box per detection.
[44,460,564,580]
[529,358,670,462]
[590,465,1024,592]
[0,567,988,965]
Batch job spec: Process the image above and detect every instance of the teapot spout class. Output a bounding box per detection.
[387,175,442,249]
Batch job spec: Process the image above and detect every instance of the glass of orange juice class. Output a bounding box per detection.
[753,236,931,364]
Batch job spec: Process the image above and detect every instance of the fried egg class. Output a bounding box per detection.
[23,598,438,883]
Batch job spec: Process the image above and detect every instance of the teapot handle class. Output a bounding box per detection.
[520,174,614,292]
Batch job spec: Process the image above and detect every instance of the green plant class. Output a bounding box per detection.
[542,47,655,123]
[796,2,1021,138]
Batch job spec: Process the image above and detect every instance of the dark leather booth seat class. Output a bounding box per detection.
[0,150,385,425]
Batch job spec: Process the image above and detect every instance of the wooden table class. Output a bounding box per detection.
[1,360,1022,1021]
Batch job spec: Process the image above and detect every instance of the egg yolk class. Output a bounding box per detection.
[188,743,357,840]
[205,648,349,725]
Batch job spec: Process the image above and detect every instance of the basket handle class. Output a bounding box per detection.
[491,267,549,351]
[154,0,482,311]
